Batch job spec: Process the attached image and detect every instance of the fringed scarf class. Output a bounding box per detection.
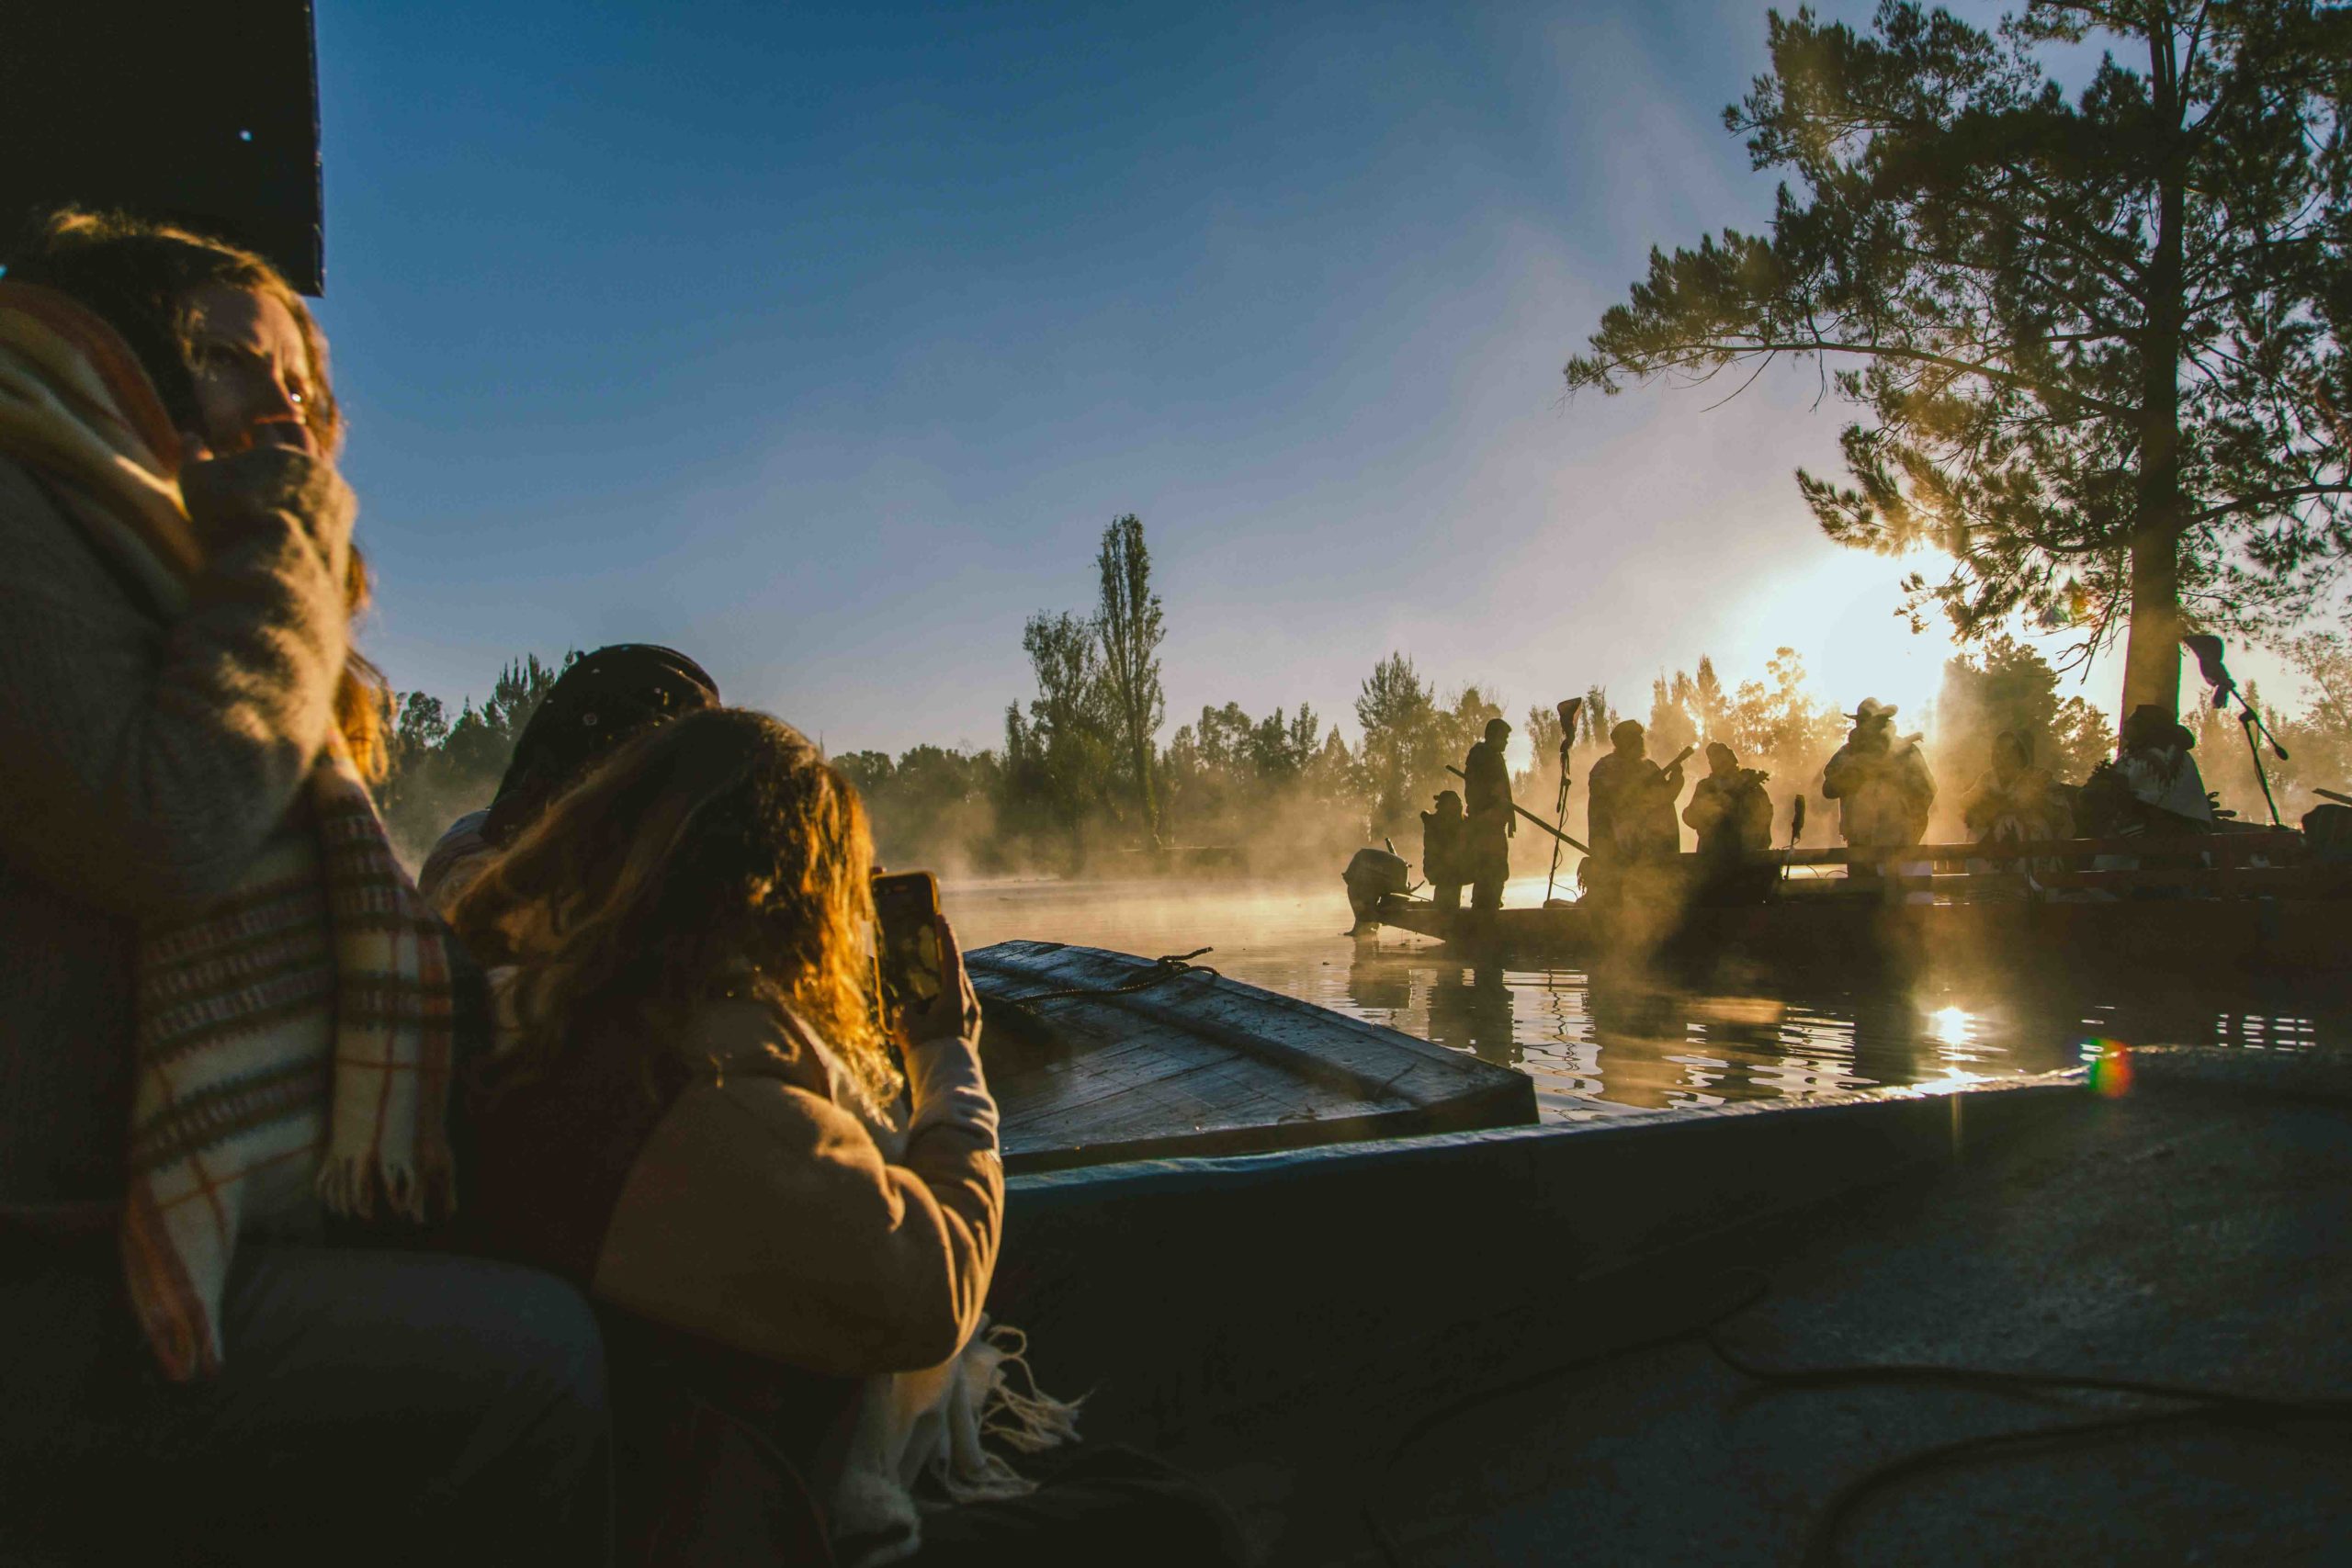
[0,281,458,1380]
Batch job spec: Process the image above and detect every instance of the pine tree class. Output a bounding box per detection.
[1568,0,2352,717]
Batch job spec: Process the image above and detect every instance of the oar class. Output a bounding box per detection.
[1446,765,1592,854]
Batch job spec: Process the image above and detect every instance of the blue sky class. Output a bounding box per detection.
[316,0,2219,762]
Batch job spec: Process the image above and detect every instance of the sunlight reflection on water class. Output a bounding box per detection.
[945,874,2342,1121]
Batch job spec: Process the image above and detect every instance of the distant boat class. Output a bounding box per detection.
[968,940,1537,1172]
[1353,829,2352,979]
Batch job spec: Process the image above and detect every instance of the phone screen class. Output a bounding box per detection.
[872,871,944,1021]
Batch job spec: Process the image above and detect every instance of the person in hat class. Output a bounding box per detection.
[1462,716,1516,913]
[1683,741,1775,901]
[1822,697,1936,852]
[418,643,720,911]
[1586,719,1687,889]
[2114,703,2214,829]
[1419,787,1469,913]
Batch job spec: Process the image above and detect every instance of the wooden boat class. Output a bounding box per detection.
[987,1045,2352,1563]
[967,939,1538,1173]
[1363,829,2352,979]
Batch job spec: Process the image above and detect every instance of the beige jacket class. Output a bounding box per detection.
[491,984,1058,1564]
[591,996,1002,1379]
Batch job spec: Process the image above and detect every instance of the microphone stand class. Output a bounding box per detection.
[2216,677,2290,828]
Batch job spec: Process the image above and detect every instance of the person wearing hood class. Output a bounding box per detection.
[1419,788,1468,914]
[1822,698,1936,851]
[1462,716,1516,913]
[1962,729,2072,846]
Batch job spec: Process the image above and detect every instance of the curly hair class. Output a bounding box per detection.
[450,707,903,1118]
[5,207,388,777]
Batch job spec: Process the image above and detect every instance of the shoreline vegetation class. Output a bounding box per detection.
[374,519,2352,879]
[376,1,2352,886]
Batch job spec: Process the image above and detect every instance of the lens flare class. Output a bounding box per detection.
[2079,1036,2132,1098]
[1927,1005,1971,1047]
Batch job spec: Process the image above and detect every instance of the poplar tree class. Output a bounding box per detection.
[1093,513,1169,839]
[1567,0,2350,716]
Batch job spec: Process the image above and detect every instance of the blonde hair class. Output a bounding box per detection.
[450,707,902,1115]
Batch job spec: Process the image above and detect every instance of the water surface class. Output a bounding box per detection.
[947,874,2341,1120]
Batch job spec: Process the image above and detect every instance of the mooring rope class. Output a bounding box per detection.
[988,947,1219,1009]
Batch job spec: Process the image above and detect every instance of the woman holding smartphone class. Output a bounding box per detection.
[451,706,1242,1566]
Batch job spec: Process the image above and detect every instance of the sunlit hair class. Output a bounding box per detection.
[6,209,388,776]
[450,707,902,1116]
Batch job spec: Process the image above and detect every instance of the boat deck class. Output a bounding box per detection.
[969,939,1537,1172]
[989,1048,2352,1564]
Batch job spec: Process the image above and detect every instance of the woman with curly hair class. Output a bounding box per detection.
[0,209,610,1562]
[455,706,1247,1566]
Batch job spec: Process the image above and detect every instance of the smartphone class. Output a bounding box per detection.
[872,870,944,1023]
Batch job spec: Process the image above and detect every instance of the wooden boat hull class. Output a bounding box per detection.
[969,940,1538,1173]
[1369,888,2352,979]
[989,1072,2084,1453]
[984,1049,2352,1563]
[1359,829,2352,978]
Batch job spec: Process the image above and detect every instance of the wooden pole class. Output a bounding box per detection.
[1446,765,1592,855]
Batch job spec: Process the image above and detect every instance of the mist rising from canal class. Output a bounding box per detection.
[947,875,2344,1120]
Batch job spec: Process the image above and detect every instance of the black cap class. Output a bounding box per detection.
[483,645,720,845]
[2120,703,2194,755]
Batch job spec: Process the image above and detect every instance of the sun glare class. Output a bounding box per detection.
[1729,549,1958,719]
[1926,1005,1972,1047]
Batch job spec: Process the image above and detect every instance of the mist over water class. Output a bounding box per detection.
[948,874,2346,1120]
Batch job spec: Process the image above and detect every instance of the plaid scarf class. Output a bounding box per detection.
[0,282,458,1380]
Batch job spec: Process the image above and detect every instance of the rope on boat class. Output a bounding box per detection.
[989,948,1220,1010]
[1361,1263,2352,1568]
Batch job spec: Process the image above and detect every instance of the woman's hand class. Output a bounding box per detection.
[178,440,354,568]
[903,916,983,1050]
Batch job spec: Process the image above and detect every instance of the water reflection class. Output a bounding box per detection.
[1421,963,1515,1069]
[948,876,2346,1122]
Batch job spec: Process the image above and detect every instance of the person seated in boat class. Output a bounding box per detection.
[1962,729,2072,848]
[1584,721,1686,905]
[1682,742,1774,902]
[2112,703,2216,831]
[0,209,610,1562]
[448,707,1246,1566]
[1822,699,1935,880]
[1420,787,1469,913]
[1463,716,1515,913]
[418,642,720,910]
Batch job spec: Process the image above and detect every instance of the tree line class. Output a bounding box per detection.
[373,514,2352,878]
[370,2,2352,873]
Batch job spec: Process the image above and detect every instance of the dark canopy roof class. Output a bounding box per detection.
[0,1,324,295]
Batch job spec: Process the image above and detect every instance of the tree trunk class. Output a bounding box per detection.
[1131,734,1159,845]
[2120,526,2183,719]
[2122,25,2187,723]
